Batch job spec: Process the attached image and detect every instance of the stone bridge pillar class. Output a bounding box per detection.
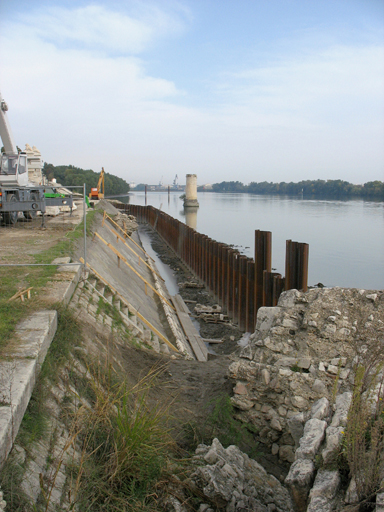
[184,174,199,207]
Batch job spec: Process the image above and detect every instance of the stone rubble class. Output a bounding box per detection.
[285,392,359,511]
[229,286,383,511]
[229,287,383,458]
[189,438,294,512]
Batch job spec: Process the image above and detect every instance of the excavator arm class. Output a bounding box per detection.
[89,167,105,199]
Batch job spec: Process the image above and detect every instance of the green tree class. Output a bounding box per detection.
[43,163,129,196]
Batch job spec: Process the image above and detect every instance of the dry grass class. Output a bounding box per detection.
[343,324,384,504]
[47,364,178,511]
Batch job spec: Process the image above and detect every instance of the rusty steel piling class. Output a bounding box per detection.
[285,240,309,292]
[254,230,272,316]
[113,203,309,333]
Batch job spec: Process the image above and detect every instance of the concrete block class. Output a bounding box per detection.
[103,316,113,327]
[0,359,38,467]
[12,311,57,364]
[0,311,57,469]
[310,397,330,420]
[256,307,281,332]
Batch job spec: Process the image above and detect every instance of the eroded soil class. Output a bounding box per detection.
[141,225,245,355]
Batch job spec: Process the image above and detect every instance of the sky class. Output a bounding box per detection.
[0,0,383,186]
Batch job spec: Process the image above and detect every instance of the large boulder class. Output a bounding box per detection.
[190,438,293,512]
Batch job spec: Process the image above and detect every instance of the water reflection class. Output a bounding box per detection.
[184,206,198,230]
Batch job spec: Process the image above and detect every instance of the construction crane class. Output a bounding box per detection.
[0,91,72,224]
[89,167,105,200]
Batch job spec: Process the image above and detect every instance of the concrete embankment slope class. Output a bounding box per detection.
[86,210,169,341]
[84,204,194,356]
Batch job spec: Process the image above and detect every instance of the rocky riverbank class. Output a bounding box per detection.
[141,220,384,510]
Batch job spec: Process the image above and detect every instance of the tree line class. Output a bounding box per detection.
[205,179,384,199]
[43,163,129,196]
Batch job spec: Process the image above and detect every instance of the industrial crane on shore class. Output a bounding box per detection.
[0,90,72,224]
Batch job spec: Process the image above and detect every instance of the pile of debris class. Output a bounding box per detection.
[114,211,138,236]
[164,438,293,512]
[178,281,205,289]
[194,303,230,325]
[95,200,138,235]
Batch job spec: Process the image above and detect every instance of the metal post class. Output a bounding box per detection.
[238,256,247,330]
[246,260,255,332]
[232,252,239,324]
[83,183,87,272]
[254,230,272,313]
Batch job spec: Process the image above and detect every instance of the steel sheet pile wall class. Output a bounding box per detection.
[115,204,308,332]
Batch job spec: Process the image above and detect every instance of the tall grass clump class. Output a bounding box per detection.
[343,327,384,506]
[69,366,176,511]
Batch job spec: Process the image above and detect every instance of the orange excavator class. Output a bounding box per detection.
[89,167,105,200]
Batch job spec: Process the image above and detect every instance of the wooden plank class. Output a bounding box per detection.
[172,294,208,362]
[8,287,33,302]
[94,231,175,311]
[79,258,178,352]
[104,212,153,260]
[104,222,164,282]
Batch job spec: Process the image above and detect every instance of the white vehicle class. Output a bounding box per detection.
[0,91,72,224]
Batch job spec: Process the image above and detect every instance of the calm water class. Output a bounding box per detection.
[126,191,384,291]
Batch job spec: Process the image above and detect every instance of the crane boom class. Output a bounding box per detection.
[0,91,73,225]
[0,91,17,155]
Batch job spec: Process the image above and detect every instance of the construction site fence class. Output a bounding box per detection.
[114,203,309,333]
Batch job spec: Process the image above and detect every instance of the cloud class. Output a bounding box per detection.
[8,2,190,56]
[215,44,384,128]
[0,2,383,185]
[0,3,184,104]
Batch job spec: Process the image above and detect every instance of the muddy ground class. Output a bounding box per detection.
[135,224,290,479]
[140,225,245,356]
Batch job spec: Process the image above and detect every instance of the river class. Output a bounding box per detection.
[122,191,383,291]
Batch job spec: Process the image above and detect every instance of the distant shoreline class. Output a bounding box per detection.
[197,179,384,201]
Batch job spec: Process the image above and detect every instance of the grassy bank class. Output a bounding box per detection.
[0,209,98,352]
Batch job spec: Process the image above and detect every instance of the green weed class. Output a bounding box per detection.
[343,364,384,503]
[184,394,259,459]
[95,296,126,331]
[0,456,35,512]
[68,366,176,511]
[340,325,384,505]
